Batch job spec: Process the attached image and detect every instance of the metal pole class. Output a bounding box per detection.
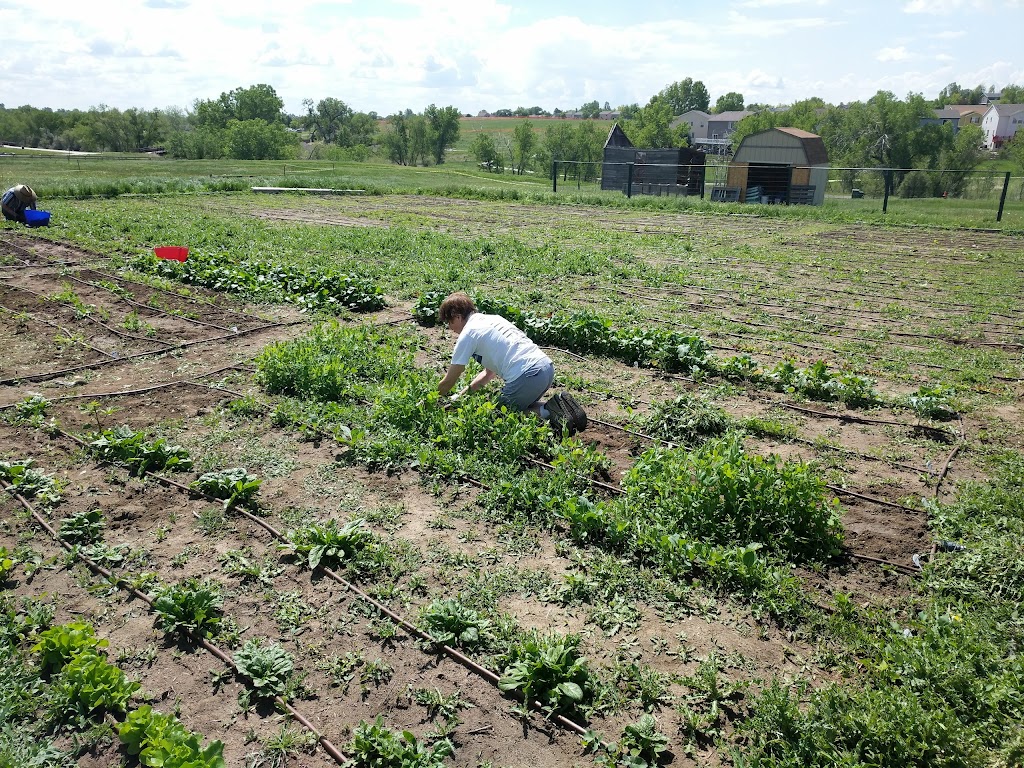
[882,169,892,213]
[996,171,1010,222]
[552,160,557,193]
[626,163,634,198]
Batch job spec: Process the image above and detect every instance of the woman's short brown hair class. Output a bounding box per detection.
[438,292,476,324]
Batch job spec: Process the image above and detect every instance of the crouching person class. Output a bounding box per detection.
[436,292,586,436]
[1,184,37,223]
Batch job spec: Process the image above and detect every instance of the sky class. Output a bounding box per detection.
[1,0,1022,117]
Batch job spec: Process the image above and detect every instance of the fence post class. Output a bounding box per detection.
[626,164,634,198]
[882,169,892,213]
[996,171,1010,222]
[552,161,557,194]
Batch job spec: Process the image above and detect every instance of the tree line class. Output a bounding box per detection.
[2,78,1021,186]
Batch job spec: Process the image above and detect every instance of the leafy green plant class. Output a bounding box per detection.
[57,508,105,545]
[118,704,225,768]
[0,547,14,584]
[135,252,386,313]
[583,715,671,768]
[152,579,224,638]
[279,517,370,570]
[190,467,262,509]
[79,400,119,431]
[233,639,294,699]
[345,717,453,768]
[901,384,958,420]
[48,650,140,726]
[419,598,492,650]
[498,630,596,718]
[0,459,65,506]
[86,426,193,475]
[31,623,109,675]
[10,393,50,424]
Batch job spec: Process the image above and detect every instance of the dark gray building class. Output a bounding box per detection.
[601,124,706,196]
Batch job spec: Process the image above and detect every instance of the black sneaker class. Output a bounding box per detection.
[560,392,588,434]
[546,392,569,438]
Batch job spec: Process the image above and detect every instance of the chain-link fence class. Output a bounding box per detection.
[552,160,1024,226]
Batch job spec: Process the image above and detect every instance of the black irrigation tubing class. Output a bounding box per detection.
[787,435,938,477]
[0,320,293,387]
[934,417,966,500]
[581,292,1023,382]
[33,426,595,742]
[616,271,1024,334]
[86,267,267,323]
[651,256,1024,327]
[63,273,239,333]
[3,282,178,349]
[0,477,351,765]
[1,378,247,410]
[0,302,114,358]
[763,399,956,439]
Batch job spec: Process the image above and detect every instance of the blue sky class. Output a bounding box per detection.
[1,0,1021,116]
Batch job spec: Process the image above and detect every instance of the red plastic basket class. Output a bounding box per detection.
[154,246,189,262]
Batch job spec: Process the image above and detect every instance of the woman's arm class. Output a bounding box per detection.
[437,364,466,397]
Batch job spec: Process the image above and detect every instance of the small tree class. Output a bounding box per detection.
[512,120,536,175]
[470,133,503,172]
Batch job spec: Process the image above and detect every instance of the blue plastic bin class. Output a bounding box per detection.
[24,210,50,227]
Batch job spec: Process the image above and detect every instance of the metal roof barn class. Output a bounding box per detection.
[726,127,830,205]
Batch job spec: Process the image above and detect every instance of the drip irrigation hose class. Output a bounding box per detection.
[64,273,239,333]
[0,364,251,409]
[2,282,178,349]
[0,302,114,358]
[934,417,966,499]
[0,321,290,387]
[31,427,595,741]
[0,477,350,765]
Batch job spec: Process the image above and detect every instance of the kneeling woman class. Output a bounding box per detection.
[436,292,585,435]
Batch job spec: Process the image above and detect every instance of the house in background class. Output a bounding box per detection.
[946,104,987,128]
[981,103,1024,148]
[923,107,965,132]
[671,109,753,152]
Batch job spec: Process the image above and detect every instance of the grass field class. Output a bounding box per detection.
[1,162,1023,767]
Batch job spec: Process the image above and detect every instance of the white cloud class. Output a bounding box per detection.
[877,46,912,62]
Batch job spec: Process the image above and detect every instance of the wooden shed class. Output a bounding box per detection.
[601,124,706,197]
[726,127,829,205]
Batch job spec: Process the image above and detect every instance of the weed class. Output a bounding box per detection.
[410,687,474,723]
[345,717,453,768]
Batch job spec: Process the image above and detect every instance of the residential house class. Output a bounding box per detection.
[981,103,1024,148]
[671,109,753,150]
[923,107,964,132]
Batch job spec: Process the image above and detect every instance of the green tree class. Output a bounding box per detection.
[303,97,353,144]
[656,78,710,115]
[223,119,297,159]
[408,114,431,166]
[469,132,503,172]
[579,100,601,119]
[937,123,984,196]
[999,83,1024,103]
[623,100,679,148]
[383,113,411,165]
[617,103,641,120]
[512,120,536,174]
[714,92,745,113]
[193,84,284,129]
[424,104,461,164]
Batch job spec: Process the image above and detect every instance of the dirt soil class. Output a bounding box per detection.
[2,213,1020,767]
